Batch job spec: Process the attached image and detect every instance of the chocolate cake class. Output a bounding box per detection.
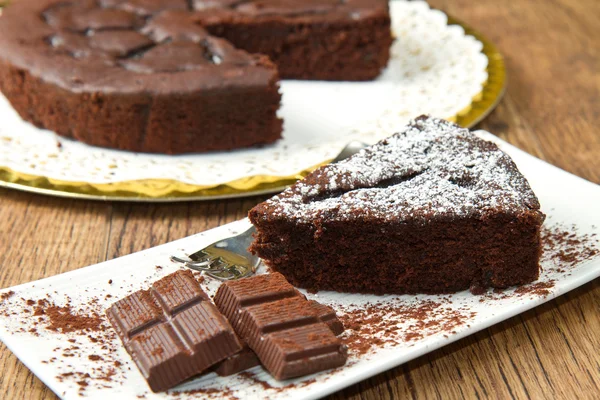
[0,0,391,154]
[249,116,546,295]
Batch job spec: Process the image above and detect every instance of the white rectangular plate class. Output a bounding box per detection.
[0,132,599,400]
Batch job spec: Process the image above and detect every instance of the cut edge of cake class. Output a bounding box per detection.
[249,116,546,295]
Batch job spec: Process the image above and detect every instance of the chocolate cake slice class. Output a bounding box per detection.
[249,116,546,295]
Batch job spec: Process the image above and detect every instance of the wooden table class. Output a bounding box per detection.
[1,0,598,398]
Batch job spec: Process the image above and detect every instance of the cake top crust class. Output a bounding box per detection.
[0,0,386,93]
[254,116,544,224]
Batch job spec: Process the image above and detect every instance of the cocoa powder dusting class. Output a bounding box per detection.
[338,300,472,356]
[540,224,598,271]
[239,371,274,390]
[33,299,104,333]
[514,281,555,297]
[0,291,15,302]
[168,387,237,399]
[0,295,127,394]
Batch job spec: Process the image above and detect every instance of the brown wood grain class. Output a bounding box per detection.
[1,0,599,398]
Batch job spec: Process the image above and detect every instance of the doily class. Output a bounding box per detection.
[0,1,492,198]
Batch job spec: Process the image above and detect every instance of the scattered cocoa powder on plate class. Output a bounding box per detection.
[168,387,236,399]
[338,300,474,356]
[33,299,104,333]
[0,295,125,393]
[0,291,15,302]
[514,281,555,297]
[239,371,274,390]
[541,224,599,270]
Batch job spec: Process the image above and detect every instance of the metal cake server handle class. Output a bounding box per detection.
[171,140,368,280]
[171,226,259,281]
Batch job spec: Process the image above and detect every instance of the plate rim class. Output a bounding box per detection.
[0,12,507,202]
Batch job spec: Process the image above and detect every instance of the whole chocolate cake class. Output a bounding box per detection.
[0,0,391,154]
[249,116,546,295]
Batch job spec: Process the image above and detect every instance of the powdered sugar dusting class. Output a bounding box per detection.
[264,116,540,223]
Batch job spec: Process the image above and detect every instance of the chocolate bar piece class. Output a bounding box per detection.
[106,270,242,392]
[213,345,260,377]
[213,297,344,376]
[306,300,345,336]
[214,273,347,380]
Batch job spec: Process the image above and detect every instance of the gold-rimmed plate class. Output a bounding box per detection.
[0,3,506,202]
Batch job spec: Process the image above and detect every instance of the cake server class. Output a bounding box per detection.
[170,226,259,281]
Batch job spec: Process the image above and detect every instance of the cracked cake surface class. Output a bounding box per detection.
[0,0,391,153]
[249,116,546,295]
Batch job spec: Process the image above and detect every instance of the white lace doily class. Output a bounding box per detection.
[0,1,488,190]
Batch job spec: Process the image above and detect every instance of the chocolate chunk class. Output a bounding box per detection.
[214,273,347,380]
[258,323,347,379]
[213,344,260,377]
[106,270,242,392]
[239,296,320,339]
[215,272,299,330]
[212,296,344,376]
[306,300,345,336]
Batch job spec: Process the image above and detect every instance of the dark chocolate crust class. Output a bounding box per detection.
[0,0,391,154]
[249,116,546,295]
